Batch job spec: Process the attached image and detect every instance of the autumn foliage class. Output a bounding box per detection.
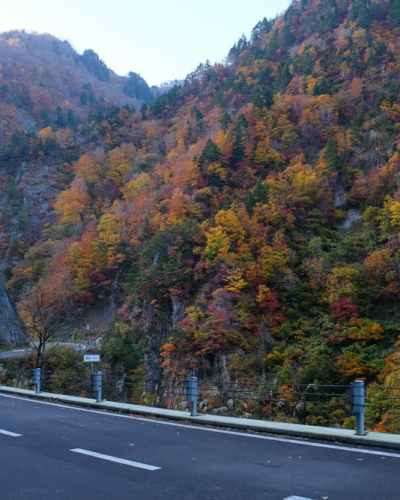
[4,0,400,430]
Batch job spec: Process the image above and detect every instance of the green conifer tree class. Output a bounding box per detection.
[324,137,344,174]
[220,112,232,133]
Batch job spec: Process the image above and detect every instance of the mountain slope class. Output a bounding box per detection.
[3,0,400,431]
[0,30,156,137]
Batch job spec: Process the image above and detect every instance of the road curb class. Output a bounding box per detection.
[1,385,400,450]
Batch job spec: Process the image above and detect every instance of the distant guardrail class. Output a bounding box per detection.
[0,343,92,360]
[0,349,30,360]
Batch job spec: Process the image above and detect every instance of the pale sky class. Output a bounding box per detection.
[0,0,292,86]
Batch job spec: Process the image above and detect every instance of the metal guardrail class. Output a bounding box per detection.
[0,343,92,360]
[1,365,399,435]
[0,349,30,360]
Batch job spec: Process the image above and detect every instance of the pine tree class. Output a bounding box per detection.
[198,139,223,169]
[263,88,274,108]
[251,89,265,110]
[234,114,248,134]
[81,49,110,82]
[231,114,248,166]
[253,177,268,203]
[141,103,148,120]
[244,191,256,215]
[244,178,268,215]
[142,217,151,241]
[324,137,344,173]
[274,62,292,93]
[350,113,365,140]
[191,106,204,121]
[220,112,232,133]
[123,72,154,105]
[198,140,226,188]
[56,106,67,127]
[391,0,400,27]
[40,110,52,128]
[313,77,331,96]
[282,22,295,47]
[268,29,279,58]
[389,81,399,105]
[232,136,245,166]
[216,90,224,107]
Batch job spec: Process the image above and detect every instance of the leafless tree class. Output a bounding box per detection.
[19,279,73,369]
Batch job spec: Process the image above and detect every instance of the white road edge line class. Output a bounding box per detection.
[0,428,22,437]
[284,497,315,500]
[70,448,160,470]
[0,392,399,458]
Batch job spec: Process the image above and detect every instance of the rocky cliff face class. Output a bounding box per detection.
[0,160,59,348]
[0,275,25,345]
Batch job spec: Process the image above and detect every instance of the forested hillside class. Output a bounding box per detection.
[2,0,400,431]
[0,30,163,135]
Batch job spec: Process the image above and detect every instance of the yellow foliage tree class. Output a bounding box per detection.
[106,147,133,185]
[124,173,151,200]
[98,213,122,263]
[224,267,247,293]
[254,137,284,168]
[74,154,103,185]
[66,229,106,295]
[38,126,56,142]
[202,209,250,265]
[166,188,202,226]
[53,178,91,225]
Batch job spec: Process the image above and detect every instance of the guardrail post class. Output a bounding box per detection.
[32,368,41,394]
[92,371,102,403]
[351,380,367,436]
[187,376,198,416]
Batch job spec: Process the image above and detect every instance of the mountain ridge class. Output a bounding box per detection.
[0,29,174,136]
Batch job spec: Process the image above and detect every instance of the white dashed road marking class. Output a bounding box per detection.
[0,428,22,437]
[70,448,161,470]
[1,393,399,459]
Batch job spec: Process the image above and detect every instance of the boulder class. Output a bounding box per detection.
[226,399,234,409]
[178,401,189,410]
[211,406,228,415]
[199,398,208,410]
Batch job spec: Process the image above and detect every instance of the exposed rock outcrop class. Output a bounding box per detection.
[342,209,362,229]
[0,275,25,345]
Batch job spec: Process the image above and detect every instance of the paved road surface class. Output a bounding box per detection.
[0,392,399,500]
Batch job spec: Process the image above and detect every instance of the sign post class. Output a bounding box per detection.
[351,380,367,436]
[84,355,102,402]
[187,377,198,416]
[92,372,102,403]
[84,354,100,374]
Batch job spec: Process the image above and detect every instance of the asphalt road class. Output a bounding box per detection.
[0,393,399,500]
